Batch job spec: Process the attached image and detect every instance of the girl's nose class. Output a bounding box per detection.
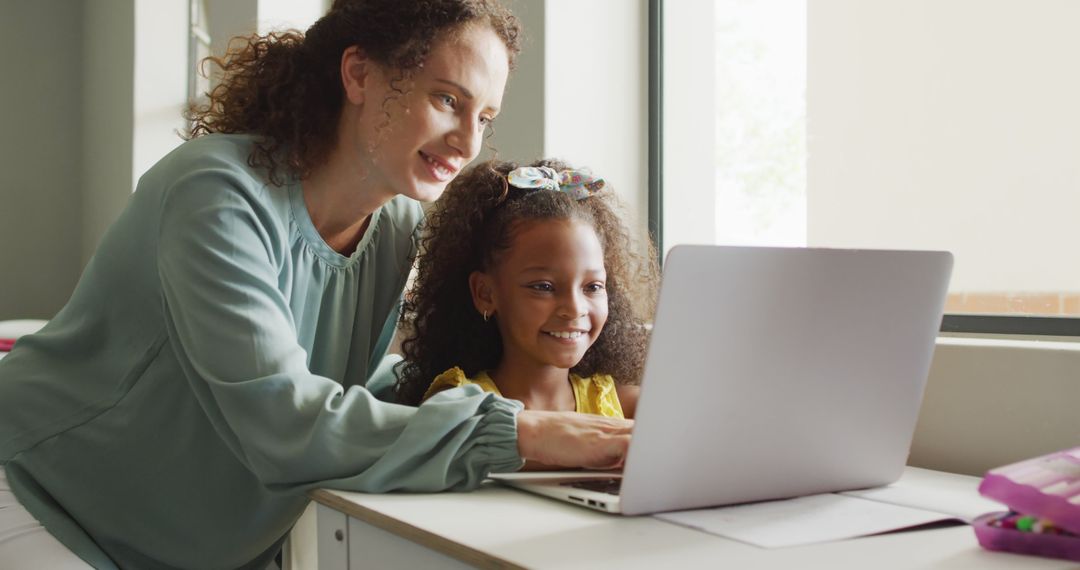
[557,292,588,320]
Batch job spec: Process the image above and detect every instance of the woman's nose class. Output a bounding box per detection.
[446,117,483,161]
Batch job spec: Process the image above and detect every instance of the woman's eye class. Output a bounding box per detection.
[436,94,456,108]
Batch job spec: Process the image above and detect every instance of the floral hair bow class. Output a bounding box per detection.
[506,166,606,200]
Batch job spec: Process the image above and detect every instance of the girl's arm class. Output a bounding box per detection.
[615,385,640,419]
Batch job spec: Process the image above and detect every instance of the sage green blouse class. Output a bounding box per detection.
[0,134,523,569]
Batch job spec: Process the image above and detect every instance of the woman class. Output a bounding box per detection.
[0,1,632,568]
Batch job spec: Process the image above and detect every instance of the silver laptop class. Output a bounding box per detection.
[489,244,953,515]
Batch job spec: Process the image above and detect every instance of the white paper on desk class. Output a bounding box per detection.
[654,493,955,548]
[837,467,1002,522]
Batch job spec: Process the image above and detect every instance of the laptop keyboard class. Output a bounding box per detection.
[560,478,622,495]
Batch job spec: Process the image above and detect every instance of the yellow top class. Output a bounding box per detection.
[422,367,625,418]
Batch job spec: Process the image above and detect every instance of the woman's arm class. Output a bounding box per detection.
[515,410,632,470]
[157,170,523,492]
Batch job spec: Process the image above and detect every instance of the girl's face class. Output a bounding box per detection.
[344,24,510,203]
[473,218,609,372]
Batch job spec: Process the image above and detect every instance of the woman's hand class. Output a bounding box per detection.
[515,410,633,471]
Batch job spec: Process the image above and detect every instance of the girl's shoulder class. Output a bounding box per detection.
[572,373,617,388]
[422,367,501,401]
[570,373,625,418]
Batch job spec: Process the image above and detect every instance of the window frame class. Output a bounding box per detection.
[187,0,212,104]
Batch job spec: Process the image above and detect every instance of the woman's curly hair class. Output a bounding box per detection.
[185,0,521,186]
[394,159,660,406]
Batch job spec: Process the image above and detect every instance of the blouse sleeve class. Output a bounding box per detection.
[588,374,626,419]
[422,367,470,402]
[156,169,523,492]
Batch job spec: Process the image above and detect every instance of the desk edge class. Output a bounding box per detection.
[310,489,526,570]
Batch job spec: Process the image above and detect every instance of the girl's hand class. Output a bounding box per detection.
[515,410,633,471]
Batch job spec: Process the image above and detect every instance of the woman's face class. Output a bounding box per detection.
[345,24,511,203]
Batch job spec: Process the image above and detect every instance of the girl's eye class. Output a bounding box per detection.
[528,283,554,292]
[585,283,606,294]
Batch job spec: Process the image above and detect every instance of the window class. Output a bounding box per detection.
[186,0,328,107]
[188,0,212,104]
[653,0,1080,334]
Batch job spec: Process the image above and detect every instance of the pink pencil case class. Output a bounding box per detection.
[975,446,1080,562]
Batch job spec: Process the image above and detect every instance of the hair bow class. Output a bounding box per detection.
[506,166,606,200]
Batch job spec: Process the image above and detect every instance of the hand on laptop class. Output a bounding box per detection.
[516,410,633,471]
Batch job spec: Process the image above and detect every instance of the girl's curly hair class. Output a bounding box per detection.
[394,159,660,406]
[184,0,521,186]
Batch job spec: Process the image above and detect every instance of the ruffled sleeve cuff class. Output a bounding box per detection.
[471,393,526,475]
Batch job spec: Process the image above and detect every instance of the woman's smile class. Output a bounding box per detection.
[418,150,459,182]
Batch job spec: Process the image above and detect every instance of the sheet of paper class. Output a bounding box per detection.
[837,466,1002,522]
[654,493,955,548]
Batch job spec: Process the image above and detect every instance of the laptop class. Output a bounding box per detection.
[489,244,953,515]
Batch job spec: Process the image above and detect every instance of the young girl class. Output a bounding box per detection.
[396,160,659,419]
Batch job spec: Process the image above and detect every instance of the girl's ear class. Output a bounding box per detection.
[341,46,372,106]
[469,271,497,316]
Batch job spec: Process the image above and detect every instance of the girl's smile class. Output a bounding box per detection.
[542,329,590,340]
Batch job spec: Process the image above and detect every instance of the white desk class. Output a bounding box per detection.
[309,468,1074,569]
[0,319,48,361]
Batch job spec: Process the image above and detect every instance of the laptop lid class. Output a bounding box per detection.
[618,245,953,515]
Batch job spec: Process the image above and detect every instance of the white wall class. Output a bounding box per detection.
[206,0,258,58]
[544,0,650,236]
[81,0,190,262]
[0,1,86,319]
[661,0,716,248]
[473,0,651,234]
[480,0,545,165]
[133,0,190,192]
[807,0,1080,475]
[808,0,1080,293]
[0,0,176,318]
[257,0,326,35]
[81,0,135,264]
[912,337,1080,476]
